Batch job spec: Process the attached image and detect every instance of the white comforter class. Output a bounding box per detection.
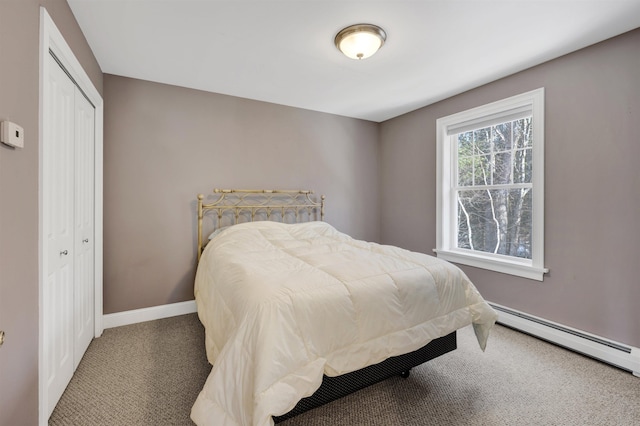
[191,221,496,426]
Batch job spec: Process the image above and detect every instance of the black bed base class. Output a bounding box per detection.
[273,331,457,422]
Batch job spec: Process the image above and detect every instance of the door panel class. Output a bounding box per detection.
[73,88,95,369]
[45,54,76,416]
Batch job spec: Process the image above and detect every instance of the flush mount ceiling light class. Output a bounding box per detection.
[334,24,386,60]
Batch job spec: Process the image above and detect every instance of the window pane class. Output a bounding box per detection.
[474,128,491,154]
[457,132,474,186]
[493,121,512,152]
[513,148,532,183]
[514,117,532,149]
[457,188,532,259]
[458,132,473,155]
[458,155,473,186]
[457,189,494,251]
[493,152,512,185]
[473,155,491,185]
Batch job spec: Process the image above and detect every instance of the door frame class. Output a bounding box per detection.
[38,7,103,424]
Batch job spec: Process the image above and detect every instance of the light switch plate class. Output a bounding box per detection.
[1,121,24,148]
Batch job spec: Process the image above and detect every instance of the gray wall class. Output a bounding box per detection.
[103,75,380,314]
[0,1,102,424]
[380,28,640,348]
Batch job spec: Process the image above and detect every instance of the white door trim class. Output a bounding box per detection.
[39,7,104,424]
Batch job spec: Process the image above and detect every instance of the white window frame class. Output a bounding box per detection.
[435,88,548,281]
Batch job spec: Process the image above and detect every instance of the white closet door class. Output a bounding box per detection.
[73,87,95,369]
[44,53,96,417]
[45,54,76,416]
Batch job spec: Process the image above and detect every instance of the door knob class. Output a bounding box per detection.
[83,239,89,243]
[60,250,68,256]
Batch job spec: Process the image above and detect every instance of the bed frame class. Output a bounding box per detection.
[197,189,325,261]
[196,189,457,421]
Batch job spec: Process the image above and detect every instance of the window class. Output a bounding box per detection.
[436,88,547,280]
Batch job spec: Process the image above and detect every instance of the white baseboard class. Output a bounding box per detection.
[489,302,640,377]
[103,300,197,329]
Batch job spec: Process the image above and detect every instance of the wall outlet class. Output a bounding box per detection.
[1,121,24,148]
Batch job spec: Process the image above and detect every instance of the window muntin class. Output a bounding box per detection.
[436,88,547,281]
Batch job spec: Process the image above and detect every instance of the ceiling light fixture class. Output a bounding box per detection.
[334,24,386,60]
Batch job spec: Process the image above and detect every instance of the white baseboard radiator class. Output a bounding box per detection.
[489,302,640,377]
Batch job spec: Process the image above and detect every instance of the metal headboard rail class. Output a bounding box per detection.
[197,189,325,261]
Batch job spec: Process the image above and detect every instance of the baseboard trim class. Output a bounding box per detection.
[103,300,197,329]
[489,302,640,377]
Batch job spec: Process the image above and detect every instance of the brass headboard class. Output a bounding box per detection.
[197,189,325,261]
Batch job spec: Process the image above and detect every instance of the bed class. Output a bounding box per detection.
[191,189,497,426]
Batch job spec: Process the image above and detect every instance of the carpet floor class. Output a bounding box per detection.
[49,313,640,425]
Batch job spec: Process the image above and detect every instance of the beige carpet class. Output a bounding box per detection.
[49,313,640,425]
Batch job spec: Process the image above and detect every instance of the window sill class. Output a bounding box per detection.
[434,249,548,281]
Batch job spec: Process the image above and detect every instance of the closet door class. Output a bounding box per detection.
[45,54,76,415]
[73,87,95,369]
[44,53,96,416]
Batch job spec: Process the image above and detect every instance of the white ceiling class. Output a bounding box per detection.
[68,0,640,122]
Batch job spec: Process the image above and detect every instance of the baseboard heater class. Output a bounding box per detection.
[489,302,640,377]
